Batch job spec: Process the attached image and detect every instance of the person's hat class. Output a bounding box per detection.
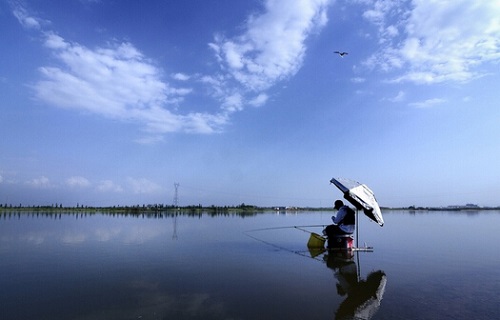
[334,200,344,209]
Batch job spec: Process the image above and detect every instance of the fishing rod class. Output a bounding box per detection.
[245,224,374,252]
[244,230,326,262]
[244,224,327,233]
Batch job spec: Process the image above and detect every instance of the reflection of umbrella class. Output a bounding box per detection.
[330,178,384,227]
[335,270,387,320]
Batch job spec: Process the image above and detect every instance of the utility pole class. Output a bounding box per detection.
[173,182,180,208]
[172,182,179,240]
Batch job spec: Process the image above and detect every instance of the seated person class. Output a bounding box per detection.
[323,200,355,237]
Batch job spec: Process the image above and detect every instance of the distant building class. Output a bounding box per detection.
[465,203,479,208]
[448,204,480,210]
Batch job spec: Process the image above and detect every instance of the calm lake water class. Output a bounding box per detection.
[1,209,500,320]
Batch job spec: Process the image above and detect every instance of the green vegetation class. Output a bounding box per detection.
[0,203,336,218]
[1,203,498,218]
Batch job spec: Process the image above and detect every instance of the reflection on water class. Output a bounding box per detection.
[258,232,387,320]
[324,251,386,320]
[2,210,500,319]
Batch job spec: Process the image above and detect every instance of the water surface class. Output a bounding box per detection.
[1,210,499,319]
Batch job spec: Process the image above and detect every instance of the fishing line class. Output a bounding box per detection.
[244,231,326,262]
[294,226,324,235]
[244,224,327,233]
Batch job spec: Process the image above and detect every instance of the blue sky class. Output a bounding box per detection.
[1,0,499,208]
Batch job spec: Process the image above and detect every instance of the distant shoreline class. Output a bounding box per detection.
[1,205,499,214]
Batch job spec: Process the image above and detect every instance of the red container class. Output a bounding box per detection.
[327,235,354,250]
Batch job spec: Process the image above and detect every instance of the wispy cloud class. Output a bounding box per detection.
[362,0,500,84]
[13,1,332,141]
[209,0,330,92]
[409,98,446,108]
[172,73,190,81]
[66,176,91,188]
[351,77,366,83]
[248,93,269,107]
[203,0,331,119]
[34,32,223,135]
[12,5,43,29]
[127,177,163,195]
[387,90,405,102]
[97,180,123,193]
[26,176,53,189]
[133,135,165,145]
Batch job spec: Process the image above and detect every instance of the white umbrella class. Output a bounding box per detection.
[330,177,384,227]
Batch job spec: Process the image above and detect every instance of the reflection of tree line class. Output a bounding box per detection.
[0,205,276,219]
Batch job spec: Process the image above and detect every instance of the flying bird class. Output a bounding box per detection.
[334,51,348,57]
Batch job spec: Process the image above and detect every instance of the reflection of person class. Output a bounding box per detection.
[323,200,355,237]
[325,253,358,296]
[335,270,387,320]
[325,253,387,320]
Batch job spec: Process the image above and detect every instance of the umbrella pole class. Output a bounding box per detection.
[356,250,361,282]
[355,210,360,281]
[356,209,359,249]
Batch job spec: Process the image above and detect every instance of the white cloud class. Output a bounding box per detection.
[43,33,68,50]
[221,93,243,112]
[34,33,218,134]
[351,77,366,83]
[127,178,162,194]
[97,180,123,193]
[16,1,332,141]
[205,0,331,115]
[248,93,269,107]
[210,0,331,92]
[12,5,42,29]
[134,135,165,145]
[385,25,399,37]
[409,98,446,108]
[10,24,226,139]
[387,90,405,102]
[362,0,500,84]
[26,176,53,189]
[66,176,91,188]
[0,174,3,183]
[172,73,190,81]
